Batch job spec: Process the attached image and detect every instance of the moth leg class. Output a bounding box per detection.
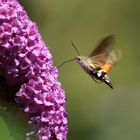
[92,78,100,83]
[90,73,101,83]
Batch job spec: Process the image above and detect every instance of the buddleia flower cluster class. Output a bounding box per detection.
[0,0,68,139]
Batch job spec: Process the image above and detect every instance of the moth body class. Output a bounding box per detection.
[76,56,113,89]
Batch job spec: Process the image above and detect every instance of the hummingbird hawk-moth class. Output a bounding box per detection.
[58,35,122,89]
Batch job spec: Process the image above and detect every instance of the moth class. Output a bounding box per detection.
[58,35,121,89]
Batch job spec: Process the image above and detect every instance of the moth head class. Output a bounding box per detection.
[75,56,87,64]
[75,56,81,62]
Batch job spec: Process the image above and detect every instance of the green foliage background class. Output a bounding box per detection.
[1,0,140,140]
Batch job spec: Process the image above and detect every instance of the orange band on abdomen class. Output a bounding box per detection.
[101,64,112,73]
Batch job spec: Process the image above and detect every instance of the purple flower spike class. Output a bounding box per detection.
[0,0,68,139]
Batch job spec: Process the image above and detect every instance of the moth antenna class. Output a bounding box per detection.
[71,42,81,56]
[58,58,76,69]
[58,42,80,69]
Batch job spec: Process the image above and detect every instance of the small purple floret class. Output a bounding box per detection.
[0,0,68,139]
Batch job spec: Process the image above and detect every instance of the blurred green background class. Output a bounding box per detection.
[1,0,140,140]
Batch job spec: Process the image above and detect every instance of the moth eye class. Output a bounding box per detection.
[76,57,81,61]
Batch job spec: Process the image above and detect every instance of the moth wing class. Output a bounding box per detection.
[88,34,115,67]
[87,53,108,68]
[89,34,115,57]
[106,49,122,65]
